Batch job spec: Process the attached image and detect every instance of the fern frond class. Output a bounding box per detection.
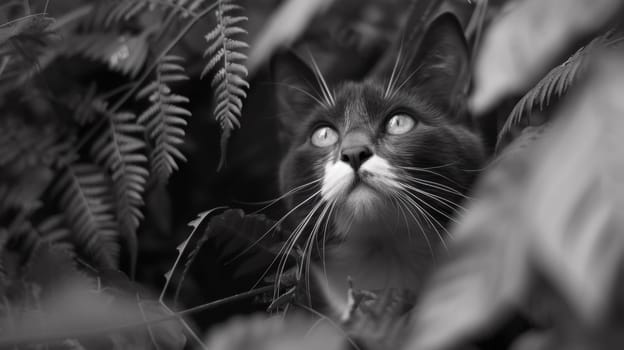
[137,55,191,183]
[202,0,249,168]
[91,109,149,271]
[52,164,119,269]
[499,32,623,143]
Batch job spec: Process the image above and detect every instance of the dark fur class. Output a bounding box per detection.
[272,13,485,308]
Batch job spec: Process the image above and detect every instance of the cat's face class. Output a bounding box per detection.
[273,14,484,242]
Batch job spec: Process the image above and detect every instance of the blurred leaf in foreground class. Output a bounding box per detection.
[203,313,344,350]
[405,49,624,350]
[470,0,624,114]
[247,0,335,74]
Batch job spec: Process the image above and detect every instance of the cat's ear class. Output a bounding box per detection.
[271,51,320,134]
[398,13,470,114]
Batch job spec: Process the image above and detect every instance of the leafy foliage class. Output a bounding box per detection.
[202,0,249,167]
[6,1,624,350]
[137,55,191,183]
[53,163,120,269]
[91,108,149,272]
[0,0,250,274]
[498,31,624,143]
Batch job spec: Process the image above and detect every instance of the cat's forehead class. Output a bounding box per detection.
[324,82,385,128]
[316,81,437,129]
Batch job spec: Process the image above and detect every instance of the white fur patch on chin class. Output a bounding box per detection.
[321,161,354,201]
[360,155,401,191]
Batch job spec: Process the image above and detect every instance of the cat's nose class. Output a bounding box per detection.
[340,146,373,170]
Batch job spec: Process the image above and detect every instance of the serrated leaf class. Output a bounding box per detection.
[160,207,227,302]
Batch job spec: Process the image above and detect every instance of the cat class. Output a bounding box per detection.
[271,12,485,315]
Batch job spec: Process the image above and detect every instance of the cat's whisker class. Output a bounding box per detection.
[321,200,337,287]
[397,164,468,189]
[403,189,464,230]
[418,206,450,249]
[399,191,444,249]
[301,200,334,303]
[395,191,435,259]
[249,190,322,290]
[400,162,459,171]
[307,52,335,107]
[389,61,425,99]
[306,201,335,304]
[401,188,459,249]
[248,178,322,214]
[269,82,329,109]
[402,175,468,199]
[385,47,403,99]
[418,205,451,248]
[275,201,328,301]
[402,182,467,215]
[275,198,325,299]
[234,189,322,267]
[399,191,449,251]
[392,196,414,242]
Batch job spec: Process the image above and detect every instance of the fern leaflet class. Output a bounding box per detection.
[91,109,149,273]
[137,55,191,183]
[202,0,249,168]
[500,32,623,143]
[53,164,119,269]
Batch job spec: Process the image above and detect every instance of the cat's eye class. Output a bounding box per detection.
[311,126,339,147]
[386,114,416,135]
